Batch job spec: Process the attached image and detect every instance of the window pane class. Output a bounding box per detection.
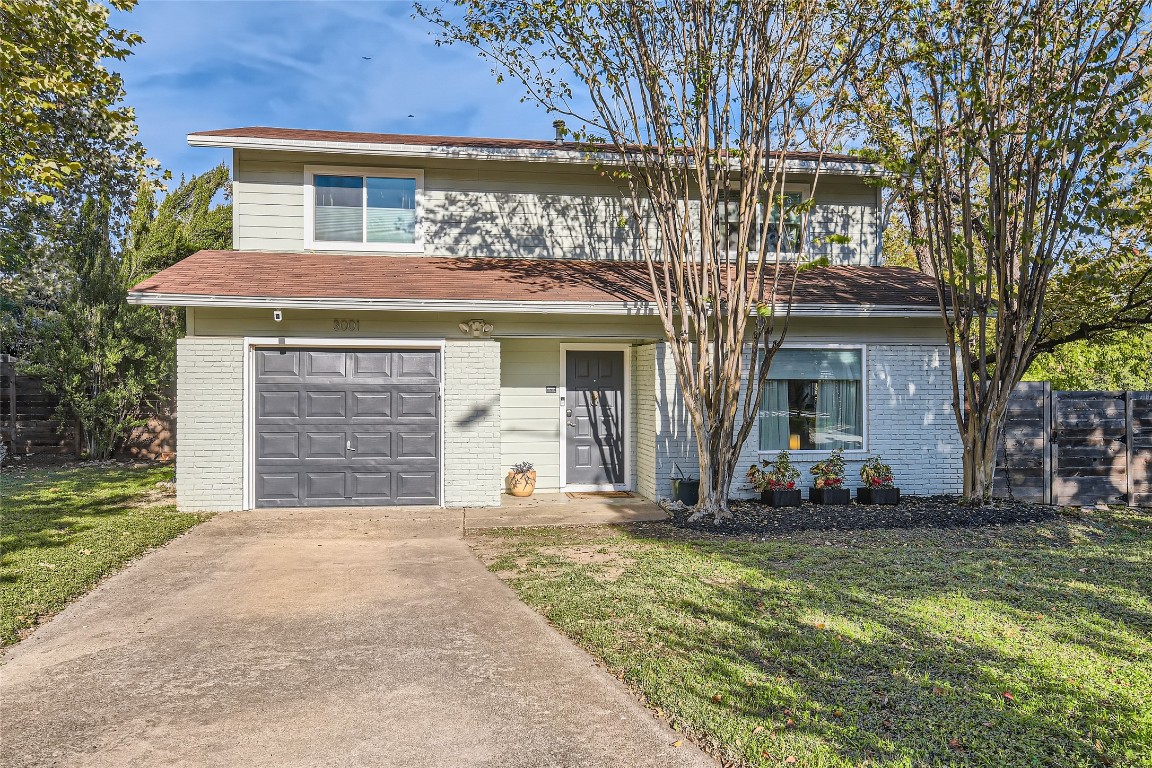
[315,175,363,241]
[765,192,803,253]
[759,349,863,451]
[366,177,416,244]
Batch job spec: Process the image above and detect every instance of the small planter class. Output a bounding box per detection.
[672,478,700,506]
[760,489,802,507]
[856,487,900,505]
[809,486,851,505]
[507,470,537,497]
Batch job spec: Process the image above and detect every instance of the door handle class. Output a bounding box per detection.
[347,439,356,452]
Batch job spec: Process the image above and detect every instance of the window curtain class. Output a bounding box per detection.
[816,380,861,449]
[758,380,790,451]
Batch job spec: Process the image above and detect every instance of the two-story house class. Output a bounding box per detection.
[129,127,963,511]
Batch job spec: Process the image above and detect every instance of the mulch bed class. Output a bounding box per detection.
[664,494,1063,535]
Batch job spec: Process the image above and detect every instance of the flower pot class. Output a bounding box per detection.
[760,489,802,507]
[672,478,700,506]
[507,470,537,497]
[856,487,900,505]
[809,486,851,505]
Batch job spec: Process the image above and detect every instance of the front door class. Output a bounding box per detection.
[565,350,625,487]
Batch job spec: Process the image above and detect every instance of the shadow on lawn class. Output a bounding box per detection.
[0,467,171,568]
[609,514,1152,767]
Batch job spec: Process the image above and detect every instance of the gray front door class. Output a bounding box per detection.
[565,350,625,486]
[253,348,440,507]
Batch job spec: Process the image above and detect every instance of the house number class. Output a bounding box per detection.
[332,318,360,332]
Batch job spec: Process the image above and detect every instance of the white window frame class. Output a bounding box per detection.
[304,164,425,254]
[755,342,868,457]
[720,182,811,262]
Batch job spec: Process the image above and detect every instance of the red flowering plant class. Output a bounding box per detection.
[746,450,800,492]
[810,448,846,489]
[860,456,896,488]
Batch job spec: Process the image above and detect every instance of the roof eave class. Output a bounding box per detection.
[187,133,880,176]
[127,291,940,318]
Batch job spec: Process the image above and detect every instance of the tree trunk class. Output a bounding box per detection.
[687,440,739,522]
[961,407,1006,503]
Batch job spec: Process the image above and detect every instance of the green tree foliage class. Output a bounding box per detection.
[855,0,1151,501]
[0,0,146,205]
[1025,329,1152,391]
[15,169,231,458]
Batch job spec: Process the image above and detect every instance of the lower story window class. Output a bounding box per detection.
[759,348,864,451]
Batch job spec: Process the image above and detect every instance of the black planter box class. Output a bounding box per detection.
[672,479,700,506]
[760,489,802,507]
[809,486,851,505]
[856,487,901,505]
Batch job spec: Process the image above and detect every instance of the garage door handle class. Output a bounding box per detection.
[347,439,356,452]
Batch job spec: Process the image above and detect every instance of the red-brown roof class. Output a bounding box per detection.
[189,126,871,166]
[129,250,941,310]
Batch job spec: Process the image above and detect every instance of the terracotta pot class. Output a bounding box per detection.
[507,470,537,497]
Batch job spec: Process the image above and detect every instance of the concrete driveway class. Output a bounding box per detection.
[1,508,713,768]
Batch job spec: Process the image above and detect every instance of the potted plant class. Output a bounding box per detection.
[507,461,537,497]
[809,448,850,504]
[746,450,802,507]
[671,463,700,505]
[857,456,900,505]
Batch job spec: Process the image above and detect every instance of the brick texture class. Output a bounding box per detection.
[175,337,245,511]
[443,339,502,507]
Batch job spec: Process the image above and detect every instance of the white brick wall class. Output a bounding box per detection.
[644,341,963,500]
[175,336,245,511]
[443,339,502,507]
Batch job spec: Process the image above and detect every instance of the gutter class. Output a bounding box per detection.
[126,291,940,318]
[187,134,880,177]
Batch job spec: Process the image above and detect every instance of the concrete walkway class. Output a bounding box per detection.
[1,507,711,768]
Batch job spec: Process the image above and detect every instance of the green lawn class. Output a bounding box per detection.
[1,463,208,646]
[470,508,1152,767]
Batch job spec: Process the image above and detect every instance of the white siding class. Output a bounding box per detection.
[233,150,882,264]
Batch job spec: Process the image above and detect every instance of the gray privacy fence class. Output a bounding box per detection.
[995,382,1152,507]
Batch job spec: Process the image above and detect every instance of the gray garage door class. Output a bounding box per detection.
[253,348,440,507]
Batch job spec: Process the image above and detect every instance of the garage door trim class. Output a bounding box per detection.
[242,337,445,510]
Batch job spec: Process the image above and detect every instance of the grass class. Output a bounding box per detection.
[1,463,208,646]
[470,508,1152,767]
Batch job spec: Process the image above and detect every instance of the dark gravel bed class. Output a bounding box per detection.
[665,494,1063,535]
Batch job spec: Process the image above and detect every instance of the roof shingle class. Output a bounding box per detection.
[129,250,942,310]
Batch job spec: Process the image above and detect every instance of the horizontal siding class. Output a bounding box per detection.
[500,339,563,492]
[233,150,881,263]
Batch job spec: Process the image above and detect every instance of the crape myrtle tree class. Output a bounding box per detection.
[853,0,1151,502]
[419,0,875,520]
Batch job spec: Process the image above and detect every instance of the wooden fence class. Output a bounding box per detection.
[996,382,1152,507]
[1,356,175,460]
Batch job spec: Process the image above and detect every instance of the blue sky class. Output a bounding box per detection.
[112,0,555,184]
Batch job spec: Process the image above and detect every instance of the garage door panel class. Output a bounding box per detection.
[258,390,301,419]
[397,391,438,419]
[257,472,301,505]
[351,391,391,418]
[351,472,392,501]
[352,431,392,458]
[257,350,300,378]
[305,432,347,460]
[397,471,437,502]
[259,432,300,460]
[254,348,440,507]
[352,352,392,378]
[397,351,439,380]
[305,391,347,418]
[305,351,347,378]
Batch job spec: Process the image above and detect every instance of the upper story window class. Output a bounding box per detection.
[719,186,807,257]
[759,347,864,452]
[305,166,424,252]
